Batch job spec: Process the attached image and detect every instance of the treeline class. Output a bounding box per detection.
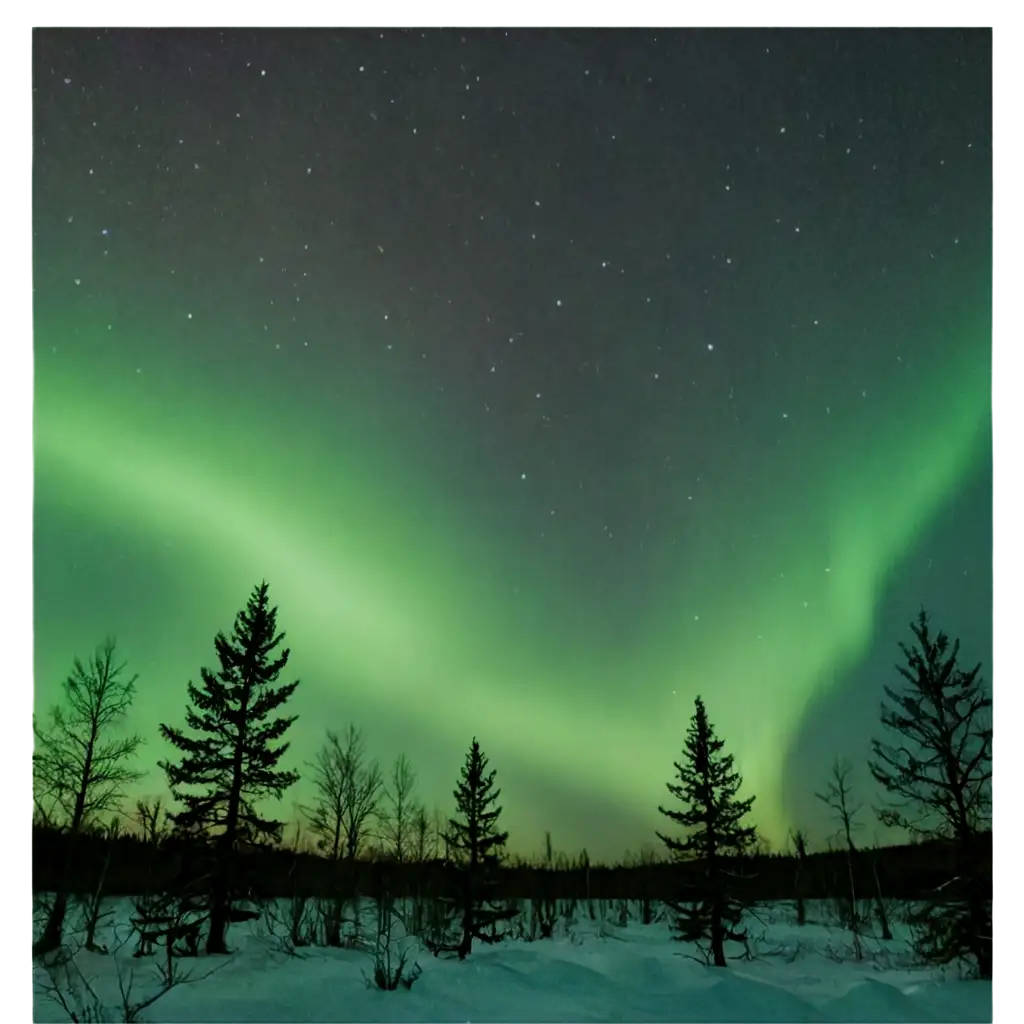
[33,820,991,905]
[33,581,992,979]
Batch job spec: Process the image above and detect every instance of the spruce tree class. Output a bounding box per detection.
[160,581,300,954]
[869,610,992,978]
[436,738,516,959]
[657,695,758,967]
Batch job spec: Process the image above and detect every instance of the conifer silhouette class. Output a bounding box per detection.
[870,610,992,977]
[160,581,300,954]
[435,738,516,959]
[657,695,757,967]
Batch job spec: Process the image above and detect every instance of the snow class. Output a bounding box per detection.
[33,898,992,1022]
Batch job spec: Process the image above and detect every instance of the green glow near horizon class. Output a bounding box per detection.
[33,306,990,855]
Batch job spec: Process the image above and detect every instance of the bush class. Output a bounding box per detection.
[365,892,422,991]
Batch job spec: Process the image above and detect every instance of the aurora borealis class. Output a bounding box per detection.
[32,28,992,861]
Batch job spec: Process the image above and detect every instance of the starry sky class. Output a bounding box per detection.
[32,27,993,862]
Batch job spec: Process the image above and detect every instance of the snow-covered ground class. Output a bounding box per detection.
[33,897,992,1022]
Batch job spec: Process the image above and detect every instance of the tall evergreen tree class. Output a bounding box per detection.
[657,695,758,967]
[435,738,516,959]
[160,581,300,954]
[869,610,992,978]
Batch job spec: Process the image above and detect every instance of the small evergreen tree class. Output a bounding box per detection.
[869,610,992,978]
[657,695,758,967]
[160,581,300,954]
[435,738,517,959]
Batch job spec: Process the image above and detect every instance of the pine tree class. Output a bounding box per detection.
[435,738,517,959]
[869,610,992,978]
[159,581,300,954]
[657,695,758,967]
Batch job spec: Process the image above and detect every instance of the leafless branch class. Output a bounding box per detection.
[380,754,418,862]
[302,725,383,862]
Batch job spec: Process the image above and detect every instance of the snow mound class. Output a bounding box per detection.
[32,898,992,1023]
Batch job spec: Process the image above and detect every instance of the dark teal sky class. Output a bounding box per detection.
[33,28,991,860]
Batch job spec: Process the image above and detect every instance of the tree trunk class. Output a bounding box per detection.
[33,890,71,957]
[205,874,230,955]
[84,845,112,952]
[972,906,992,981]
[34,740,95,956]
[845,851,862,958]
[967,880,992,979]
[206,679,250,955]
[458,902,474,960]
[795,860,806,926]
[872,858,892,940]
[710,901,726,967]
[458,861,478,960]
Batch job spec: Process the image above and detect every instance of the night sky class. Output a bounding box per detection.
[32,28,992,862]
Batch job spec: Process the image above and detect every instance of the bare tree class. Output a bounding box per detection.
[869,851,893,941]
[637,843,660,926]
[33,638,144,956]
[870,610,992,977]
[816,758,863,958]
[816,761,895,943]
[80,816,121,953]
[871,612,992,838]
[817,760,860,857]
[790,829,808,927]
[301,727,383,948]
[411,804,435,863]
[303,726,383,863]
[133,797,168,845]
[381,754,418,863]
[433,805,450,862]
[34,790,61,829]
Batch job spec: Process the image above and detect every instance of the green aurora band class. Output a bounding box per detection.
[33,304,991,856]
